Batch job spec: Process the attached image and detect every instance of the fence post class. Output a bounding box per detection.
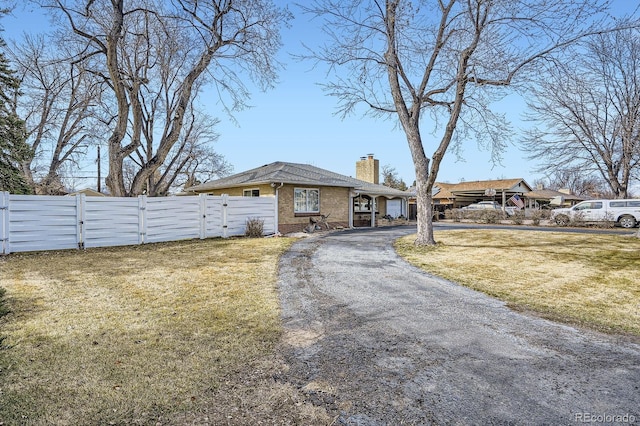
[199,194,206,239]
[139,195,147,244]
[222,193,229,238]
[1,192,9,255]
[76,193,86,249]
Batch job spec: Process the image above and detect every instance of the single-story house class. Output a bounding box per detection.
[184,155,411,234]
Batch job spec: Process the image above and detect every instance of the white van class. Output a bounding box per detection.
[551,199,640,228]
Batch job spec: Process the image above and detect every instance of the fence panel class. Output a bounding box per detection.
[146,196,202,243]
[0,193,277,254]
[226,196,276,236]
[83,197,141,248]
[7,194,80,253]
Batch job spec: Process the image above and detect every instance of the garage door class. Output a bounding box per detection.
[386,199,402,218]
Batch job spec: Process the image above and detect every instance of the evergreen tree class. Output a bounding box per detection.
[0,30,31,194]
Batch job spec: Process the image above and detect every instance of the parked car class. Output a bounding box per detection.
[462,201,517,216]
[551,199,640,228]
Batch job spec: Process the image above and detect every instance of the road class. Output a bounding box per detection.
[277,226,640,425]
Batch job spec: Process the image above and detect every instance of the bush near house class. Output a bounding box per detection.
[245,217,265,238]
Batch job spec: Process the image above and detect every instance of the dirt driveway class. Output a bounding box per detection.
[277,226,640,424]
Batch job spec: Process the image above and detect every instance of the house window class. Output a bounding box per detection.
[354,195,377,212]
[243,189,260,197]
[294,188,320,213]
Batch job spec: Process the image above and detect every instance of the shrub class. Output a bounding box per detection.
[480,210,503,224]
[445,208,464,222]
[462,209,482,221]
[570,211,587,227]
[597,212,616,229]
[530,209,545,226]
[509,210,525,225]
[245,217,265,238]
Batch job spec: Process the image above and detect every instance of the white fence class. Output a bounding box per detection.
[0,192,276,255]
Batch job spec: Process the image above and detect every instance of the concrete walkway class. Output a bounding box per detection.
[277,226,640,425]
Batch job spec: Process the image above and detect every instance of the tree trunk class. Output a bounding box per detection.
[407,133,436,245]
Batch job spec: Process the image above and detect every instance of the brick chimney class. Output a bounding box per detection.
[356,154,379,184]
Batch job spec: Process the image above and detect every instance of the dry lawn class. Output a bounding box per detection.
[395,230,640,337]
[0,237,328,425]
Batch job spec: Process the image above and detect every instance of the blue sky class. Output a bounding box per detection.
[2,1,638,190]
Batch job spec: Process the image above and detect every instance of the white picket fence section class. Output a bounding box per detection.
[0,192,276,255]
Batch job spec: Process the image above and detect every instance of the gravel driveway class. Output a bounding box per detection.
[277,226,640,425]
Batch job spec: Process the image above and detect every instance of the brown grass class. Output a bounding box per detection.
[0,237,330,425]
[395,230,640,336]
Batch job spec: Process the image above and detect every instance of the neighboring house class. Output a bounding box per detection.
[66,188,106,197]
[184,155,410,234]
[522,188,583,208]
[425,178,533,215]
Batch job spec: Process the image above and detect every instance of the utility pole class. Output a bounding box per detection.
[97,145,101,193]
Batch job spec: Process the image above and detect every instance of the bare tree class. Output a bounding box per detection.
[521,29,640,199]
[381,164,407,190]
[9,34,104,194]
[44,0,290,196]
[538,170,616,199]
[302,0,638,245]
[145,106,232,195]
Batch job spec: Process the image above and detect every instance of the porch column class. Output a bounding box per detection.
[371,196,378,227]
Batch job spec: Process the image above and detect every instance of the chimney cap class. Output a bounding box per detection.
[367,153,375,159]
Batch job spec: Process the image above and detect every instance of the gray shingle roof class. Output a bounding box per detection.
[186,161,410,198]
[524,189,584,201]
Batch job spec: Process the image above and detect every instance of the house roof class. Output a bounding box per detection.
[66,188,106,197]
[449,178,529,192]
[432,182,457,199]
[432,178,531,200]
[186,161,410,198]
[524,188,584,201]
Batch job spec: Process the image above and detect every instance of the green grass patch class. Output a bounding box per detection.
[395,230,640,336]
[0,237,294,424]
